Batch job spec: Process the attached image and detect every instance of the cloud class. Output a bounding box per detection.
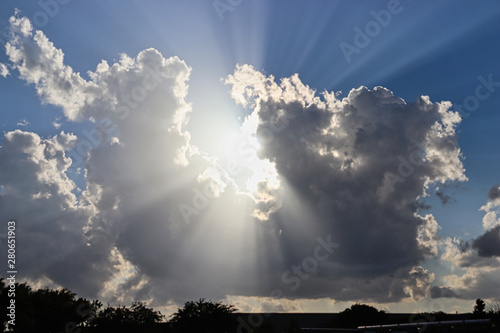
[52,119,62,129]
[430,286,461,299]
[2,14,475,307]
[473,226,500,257]
[0,63,9,77]
[16,118,29,127]
[430,262,500,300]
[2,14,265,305]
[479,184,500,231]
[488,184,500,200]
[0,130,113,296]
[225,64,466,302]
[417,214,441,258]
[440,237,497,269]
[431,186,500,300]
[436,190,456,205]
[224,295,304,313]
[6,16,92,121]
[473,184,500,256]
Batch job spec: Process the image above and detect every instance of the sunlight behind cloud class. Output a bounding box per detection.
[2,0,500,319]
[214,119,281,212]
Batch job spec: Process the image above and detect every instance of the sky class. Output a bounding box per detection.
[0,0,500,318]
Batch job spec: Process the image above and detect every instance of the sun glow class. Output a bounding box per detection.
[217,121,281,205]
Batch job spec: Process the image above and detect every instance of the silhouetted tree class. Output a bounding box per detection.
[89,301,164,333]
[487,299,500,315]
[487,299,500,327]
[0,278,99,333]
[474,298,486,317]
[337,303,388,328]
[411,311,447,323]
[169,298,237,333]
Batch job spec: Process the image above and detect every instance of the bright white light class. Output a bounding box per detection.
[217,122,280,199]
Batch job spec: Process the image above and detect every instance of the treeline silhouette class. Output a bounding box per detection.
[1,279,499,332]
[0,279,163,333]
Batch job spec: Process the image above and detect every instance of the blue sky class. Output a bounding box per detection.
[1,0,500,316]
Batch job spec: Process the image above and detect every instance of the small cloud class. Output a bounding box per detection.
[17,118,29,127]
[52,120,62,129]
[488,184,500,200]
[0,63,9,78]
[436,191,456,205]
[480,184,500,230]
[472,225,500,258]
[430,286,462,299]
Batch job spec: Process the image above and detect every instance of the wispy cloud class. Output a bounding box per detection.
[16,118,29,127]
[0,63,9,77]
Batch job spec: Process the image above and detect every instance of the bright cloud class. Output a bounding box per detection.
[0,63,9,77]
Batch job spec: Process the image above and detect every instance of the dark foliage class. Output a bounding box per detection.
[3,279,498,333]
[474,298,486,317]
[88,301,164,333]
[410,311,448,323]
[0,278,99,333]
[0,279,163,333]
[169,298,237,333]
[487,299,500,327]
[336,303,388,328]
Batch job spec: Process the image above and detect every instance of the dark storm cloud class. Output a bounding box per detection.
[473,225,500,257]
[226,65,466,302]
[467,184,500,259]
[430,286,462,299]
[436,191,456,205]
[488,184,500,200]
